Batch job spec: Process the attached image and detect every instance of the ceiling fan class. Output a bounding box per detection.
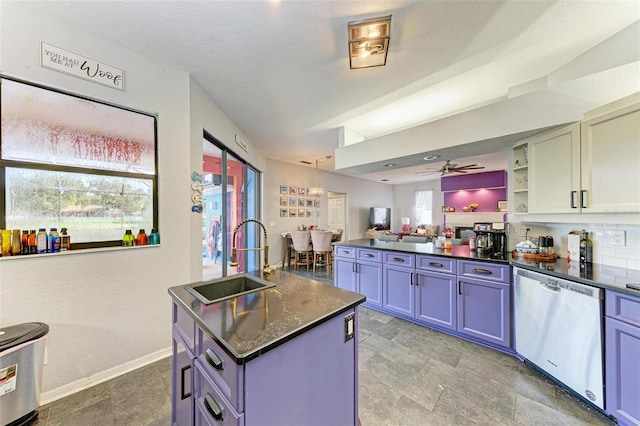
[416,160,485,176]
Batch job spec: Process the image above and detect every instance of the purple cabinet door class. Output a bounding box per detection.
[172,328,193,426]
[605,316,640,426]
[357,261,382,307]
[335,257,357,293]
[415,271,457,331]
[383,264,414,317]
[457,276,511,348]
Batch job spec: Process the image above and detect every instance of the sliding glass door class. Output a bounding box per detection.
[202,133,261,280]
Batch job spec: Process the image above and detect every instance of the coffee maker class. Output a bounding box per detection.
[473,222,508,260]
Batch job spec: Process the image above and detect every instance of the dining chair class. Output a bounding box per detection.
[311,230,333,272]
[334,228,344,242]
[291,230,313,271]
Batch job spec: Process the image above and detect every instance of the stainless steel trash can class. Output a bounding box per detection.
[0,322,49,426]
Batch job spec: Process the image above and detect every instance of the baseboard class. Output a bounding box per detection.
[40,346,172,406]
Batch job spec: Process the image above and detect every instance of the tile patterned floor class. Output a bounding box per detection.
[34,266,614,425]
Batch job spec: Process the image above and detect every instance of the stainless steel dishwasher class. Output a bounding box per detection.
[514,267,604,409]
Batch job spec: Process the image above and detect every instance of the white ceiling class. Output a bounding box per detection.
[12,1,640,184]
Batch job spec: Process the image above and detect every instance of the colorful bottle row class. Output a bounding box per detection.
[0,227,70,257]
[123,228,160,247]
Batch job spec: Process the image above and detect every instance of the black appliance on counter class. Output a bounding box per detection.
[473,222,508,260]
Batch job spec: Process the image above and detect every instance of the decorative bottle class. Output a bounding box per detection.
[122,230,134,247]
[148,228,160,245]
[21,230,29,255]
[49,227,60,253]
[28,230,37,254]
[59,228,71,251]
[136,229,148,246]
[36,228,48,254]
[579,230,593,266]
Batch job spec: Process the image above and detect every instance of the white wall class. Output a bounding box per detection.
[0,3,255,402]
[264,159,393,265]
[392,179,444,232]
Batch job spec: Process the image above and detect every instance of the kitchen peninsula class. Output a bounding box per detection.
[168,270,365,426]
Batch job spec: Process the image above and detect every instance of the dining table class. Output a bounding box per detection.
[280,230,342,267]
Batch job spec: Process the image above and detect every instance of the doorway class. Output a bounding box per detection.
[328,192,347,240]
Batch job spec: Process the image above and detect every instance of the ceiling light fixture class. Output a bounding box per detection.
[308,155,332,196]
[348,15,391,70]
[424,155,440,161]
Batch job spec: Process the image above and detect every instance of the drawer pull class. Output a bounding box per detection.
[364,253,375,258]
[393,257,405,262]
[205,348,223,371]
[429,262,443,268]
[340,250,350,254]
[180,365,191,400]
[472,268,492,275]
[204,393,224,421]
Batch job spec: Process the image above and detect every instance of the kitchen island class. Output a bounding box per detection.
[169,270,365,426]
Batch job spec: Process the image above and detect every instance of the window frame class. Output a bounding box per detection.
[0,75,159,250]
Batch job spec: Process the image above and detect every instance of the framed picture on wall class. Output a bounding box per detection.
[298,187,306,196]
[289,209,297,217]
[280,185,288,195]
[298,198,305,206]
[306,199,313,207]
[289,186,297,195]
[314,200,320,208]
[280,197,288,206]
[306,209,312,217]
[290,198,297,206]
[498,200,508,212]
[298,208,305,217]
[280,208,288,217]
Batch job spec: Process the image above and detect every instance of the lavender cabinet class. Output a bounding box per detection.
[191,308,358,426]
[172,302,195,426]
[456,261,512,348]
[415,270,457,331]
[334,247,382,307]
[414,255,457,331]
[382,252,415,317]
[605,290,640,426]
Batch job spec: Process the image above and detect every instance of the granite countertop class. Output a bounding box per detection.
[334,238,510,263]
[168,270,365,364]
[335,239,640,297]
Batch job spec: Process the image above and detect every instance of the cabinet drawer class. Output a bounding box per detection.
[606,290,640,328]
[194,361,244,426]
[198,329,244,413]
[174,302,195,352]
[416,255,456,274]
[333,246,356,259]
[383,251,414,268]
[457,261,510,283]
[358,248,382,263]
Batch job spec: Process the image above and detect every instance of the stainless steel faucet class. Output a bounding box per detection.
[230,218,275,277]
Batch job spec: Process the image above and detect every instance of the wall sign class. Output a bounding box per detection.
[40,42,125,91]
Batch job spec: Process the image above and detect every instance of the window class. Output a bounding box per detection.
[0,77,158,247]
[415,189,433,225]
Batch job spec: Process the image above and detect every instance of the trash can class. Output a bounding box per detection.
[0,322,49,426]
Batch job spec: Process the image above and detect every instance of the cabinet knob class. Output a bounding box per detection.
[204,393,224,421]
[205,348,223,371]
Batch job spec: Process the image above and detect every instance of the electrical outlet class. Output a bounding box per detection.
[604,230,626,247]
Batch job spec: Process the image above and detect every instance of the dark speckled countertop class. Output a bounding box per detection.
[335,239,640,297]
[168,270,365,364]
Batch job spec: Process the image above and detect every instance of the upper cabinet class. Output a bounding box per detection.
[581,102,640,213]
[513,98,640,217]
[528,123,581,214]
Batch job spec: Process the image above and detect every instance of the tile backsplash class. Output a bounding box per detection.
[511,223,640,271]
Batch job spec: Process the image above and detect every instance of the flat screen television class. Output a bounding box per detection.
[370,207,391,230]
